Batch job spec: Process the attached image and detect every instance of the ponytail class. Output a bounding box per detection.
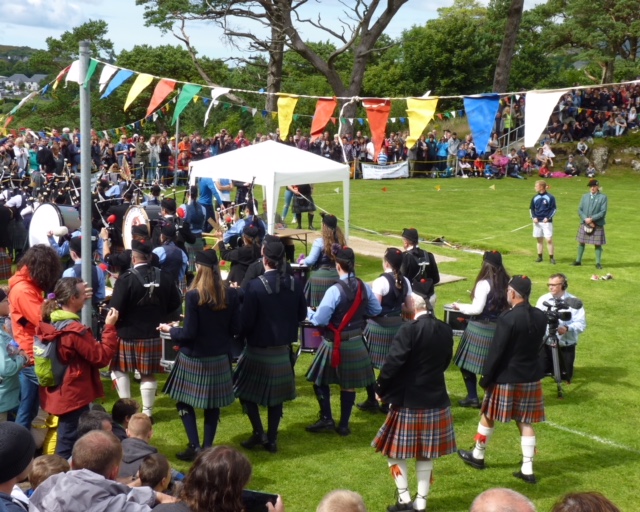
[41,277,83,323]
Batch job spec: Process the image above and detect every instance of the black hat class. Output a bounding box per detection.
[0,422,36,484]
[321,212,338,230]
[195,249,218,268]
[131,224,149,237]
[587,179,599,187]
[401,228,419,245]
[334,245,355,263]
[263,234,280,245]
[483,250,502,268]
[509,275,532,298]
[384,247,404,270]
[243,223,259,239]
[69,236,82,256]
[151,185,161,196]
[264,239,285,260]
[131,239,152,256]
[161,197,177,212]
[161,222,176,238]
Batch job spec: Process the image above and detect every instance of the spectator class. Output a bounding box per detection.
[138,454,172,493]
[550,491,620,512]
[119,413,158,479]
[111,398,141,441]
[28,454,70,492]
[469,488,535,512]
[317,490,367,512]
[576,138,589,156]
[0,422,36,512]
[565,155,579,176]
[76,409,114,438]
[0,289,27,423]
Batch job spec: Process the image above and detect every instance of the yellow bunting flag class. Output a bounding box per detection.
[435,185,441,192]
[124,73,154,111]
[277,94,299,140]
[405,97,438,148]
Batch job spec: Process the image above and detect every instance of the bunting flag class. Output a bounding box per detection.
[309,98,337,141]
[84,59,99,88]
[124,73,154,111]
[524,90,565,148]
[52,65,71,90]
[405,97,438,148]
[277,94,299,140]
[65,60,81,85]
[362,99,391,162]
[204,87,230,126]
[463,94,501,154]
[172,84,202,124]
[9,92,38,115]
[100,69,134,99]
[99,64,118,93]
[4,116,14,128]
[146,79,176,117]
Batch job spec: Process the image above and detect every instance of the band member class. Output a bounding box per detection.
[217,223,261,286]
[179,186,206,273]
[233,238,307,452]
[399,228,440,308]
[109,240,182,419]
[152,222,188,291]
[572,179,608,269]
[458,276,547,484]
[306,245,382,436]
[373,294,455,512]
[530,180,557,264]
[102,224,159,274]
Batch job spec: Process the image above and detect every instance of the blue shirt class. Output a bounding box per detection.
[62,262,107,303]
[530,192,557,221]
[303,238,324,266]
[153,245,188,282]
[223,217,267,244]
[48,230,104,259]
[198,178,221,207]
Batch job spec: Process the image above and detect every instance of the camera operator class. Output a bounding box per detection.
[535,273,586,383]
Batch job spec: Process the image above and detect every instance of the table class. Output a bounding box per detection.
[274,228,314,253]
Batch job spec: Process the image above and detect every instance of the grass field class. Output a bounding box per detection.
[100,162,639,511]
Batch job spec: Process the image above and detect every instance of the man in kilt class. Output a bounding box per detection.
[572,179,608,269]
[233,238,307,453]
[110,240,182,419]
[458,275,547,484]
[399,228,440,308]
[373,294,455,512]
[306,246,382,436]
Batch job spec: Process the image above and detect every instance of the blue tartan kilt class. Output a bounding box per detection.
[481,381,546,424]
[163,352,235,409]
[306,337,375,389]
[304,267,339,308]
[363,318,403,369]
[372,406,457,460]
[453,320,497,375]
[576,224,606,245]
[233,345,296,407]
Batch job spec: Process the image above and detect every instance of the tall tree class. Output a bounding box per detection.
[491,0,525,92]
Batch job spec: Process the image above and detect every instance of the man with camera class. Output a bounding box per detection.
[536,273,586,383]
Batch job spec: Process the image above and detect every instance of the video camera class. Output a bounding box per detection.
[541,297,583,333]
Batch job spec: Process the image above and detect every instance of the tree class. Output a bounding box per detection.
[491,0,525,92]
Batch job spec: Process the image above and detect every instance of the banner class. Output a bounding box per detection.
[173,84,202,124]
[363,99,391,163]
[277,95,299,140]
[463,94,501,154]
[100,69,134,99]
[124,73,154,111]
[524,91,565,148]
[65,60,80,85]
[204,87,231,126]
[310,98,337,141]
[98,64,118,93]
[362,161,409,180]
[406,97,438,148]
[146,79,176,117]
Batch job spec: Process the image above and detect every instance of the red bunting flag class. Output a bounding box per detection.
[363,99,391,163]
[309,98,337,142]
[146,79,177,117]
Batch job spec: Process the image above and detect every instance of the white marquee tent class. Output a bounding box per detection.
[189,140,351,239]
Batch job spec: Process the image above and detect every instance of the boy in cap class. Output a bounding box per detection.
[0,422,36,511]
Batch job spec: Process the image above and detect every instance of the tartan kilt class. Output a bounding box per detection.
[372,406,457,460]
[0,250,12,281]
[576,224,606,245]
[306,337,375,389]
[233,345,296,407]
[186,237,205,273]
[363,318,403,369]
[111,337,164,375]
[453,320,497,375]
[163,352,235,409]
[304,267,339,307]
[481,381,546,424]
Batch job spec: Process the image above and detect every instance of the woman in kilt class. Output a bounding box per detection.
[452,251,510,408]
[302,213,346,307]
[180,186,206,274]
[373,294,455,512]
[306,245,382,436]
[358,247,413,413]
[290,184,316,230]
[158,249,241,462]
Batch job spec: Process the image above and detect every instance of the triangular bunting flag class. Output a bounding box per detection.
[124,73,154,111]
[99,64,118,93]
[406,97,438,148]
[271,112,277,119]
[390,117,396,123]
[309,98,337,141]
[65,60,81,85]
[53,65,71,90]
[524,91,565,147]
[84,59,99,88]
[101,69,134,99]
[251,108,257,117]
[363,98,391,162]
[277,94,299,140]
[463,94,501,154]
[172,84,202,124]
[204,87,230,126]
[146,79,176,117]
[437,114,443,120]
[451,111,456,118]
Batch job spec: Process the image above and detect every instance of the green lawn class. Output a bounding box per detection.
[101,167,639,511]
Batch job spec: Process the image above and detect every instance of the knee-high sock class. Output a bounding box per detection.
[387,458,411,504]
[295,213,302,229]
[284,244,295,263]
[177,402,200,448]
[111,371,131,399]
[415,459,433,510]
[595,246,603,264]
[203,408,220,448]
[308,213,314,227]
[364,383,376,402]
[267,403,283,443]
[576,243,585,262]
[339,390,356,429]
[140,379,158,417]
[461,369,478,400]
[242,400,264,434]
[313,384,332,420]
[521,436,536,475]
[473,423,494,460]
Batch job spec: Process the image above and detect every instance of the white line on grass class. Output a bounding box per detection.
[546,421,640,455]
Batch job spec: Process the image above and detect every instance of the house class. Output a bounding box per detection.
[4,73,47,91]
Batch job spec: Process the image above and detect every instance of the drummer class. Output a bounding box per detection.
[107,188,134,247]
[102,224,159,273]
[221,201,266,248]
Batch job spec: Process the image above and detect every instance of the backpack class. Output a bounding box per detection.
[33,319,76,388]
[407,248,435,300]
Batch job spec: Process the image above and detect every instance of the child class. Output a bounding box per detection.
[138,453,171,492]
[111,398,140,441]
[0,422,36,512]
[27,454,70,496]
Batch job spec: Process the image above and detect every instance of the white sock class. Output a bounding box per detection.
[521,436,536,475]
[140,380,158,417]
[472,423,494,460]
[111,371,131,399]
[414,459,433,510]
[388,458,411,504]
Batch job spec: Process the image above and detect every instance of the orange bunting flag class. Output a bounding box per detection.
[146,79,177,117]
[52,65,71,90]
[382,187,388,192]
[363,99,391,163]
[310,98,337,142]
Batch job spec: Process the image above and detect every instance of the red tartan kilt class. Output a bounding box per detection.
[481,381,546,424]
[0,250,12,281]
[111,337,164,375]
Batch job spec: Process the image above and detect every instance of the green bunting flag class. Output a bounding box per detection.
[172,84,202,125]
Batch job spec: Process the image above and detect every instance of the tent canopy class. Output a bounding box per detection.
[189,140,351,238]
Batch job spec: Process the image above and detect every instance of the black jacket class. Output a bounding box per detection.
[401,247,440,289]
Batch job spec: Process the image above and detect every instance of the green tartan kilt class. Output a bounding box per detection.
[306,337,375,389]
[186,237,205,273]
[304,267,339,307]
[363,318,403,369]
[233,345,296,407]
[453,320,497,375]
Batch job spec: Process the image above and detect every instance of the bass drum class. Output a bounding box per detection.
[28,203,80,248]
[122,205,161,249]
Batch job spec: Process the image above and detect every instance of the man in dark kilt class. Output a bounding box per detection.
[109,240,182,419]
[306,246,382,436]
[572,179,608,269]
[458,275,547,484]
[233,238,307,453]
[373,294,456,512]
[399,228,440,308]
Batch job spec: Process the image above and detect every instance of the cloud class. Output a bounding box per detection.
[0,0,87,29]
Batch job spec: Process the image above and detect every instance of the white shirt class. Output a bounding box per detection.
[371,270,412,298]
[456,279,490,316]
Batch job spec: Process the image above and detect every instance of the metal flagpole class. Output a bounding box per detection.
[173,115,180,187]
[79,41,92,327]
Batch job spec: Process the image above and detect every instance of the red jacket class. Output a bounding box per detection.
[36,321,118,416]
[9,266,44,359]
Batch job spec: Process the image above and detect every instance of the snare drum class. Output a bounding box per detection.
[122,205,161,249]
[160,331,178,372]
[443,305,473,336]
[290,263,310,290]
[298,322,323,353]
[28,203,80,247]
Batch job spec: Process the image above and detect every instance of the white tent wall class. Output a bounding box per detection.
[188,140,351,240]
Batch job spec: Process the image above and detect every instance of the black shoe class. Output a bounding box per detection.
[263,441,278,453]
[356,398,379,413]
[336,426,351,437]
[596,263,603,269]
[241,432,268,449]
[513,470,537,484]
[176,443,200,462]
[458,397,481,409]
[387,501,413,512]
[571,261,582,266]
[550,258,556,264]
[379,403,390,414]
[308,224,316,230]
[458,449,486,470]
[535,256,543,263]
[305,416,335,433]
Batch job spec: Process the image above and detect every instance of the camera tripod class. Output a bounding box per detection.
[544,329,564,399]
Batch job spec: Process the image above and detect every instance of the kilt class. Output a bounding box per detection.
[576,224,606,245]
[233,345,296,407]
[306,337,375,389]
[363,318,403,369]
[481,381,546,424]
[372,406,457,460]
[305,267,339,307]
[163,352,234,409]
[185,237,205,273]
[111,337,164,375]
[293,195,315,214]
[0,250,12,280]
[453,320,497,375]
